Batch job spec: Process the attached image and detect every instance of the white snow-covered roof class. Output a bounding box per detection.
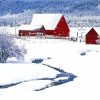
[30,14,63,30]
[19,25,43,31]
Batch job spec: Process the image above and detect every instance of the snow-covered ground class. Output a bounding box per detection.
[0,37,100,100]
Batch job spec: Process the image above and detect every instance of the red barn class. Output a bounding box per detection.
[86,28,99,44]
[19,14,70,37]
[19,25,45,36]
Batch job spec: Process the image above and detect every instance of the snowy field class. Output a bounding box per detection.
[0,37,100,100]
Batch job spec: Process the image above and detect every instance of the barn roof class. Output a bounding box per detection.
[19,25,44,31]
[30,14,63,30]
[86,28,100,36]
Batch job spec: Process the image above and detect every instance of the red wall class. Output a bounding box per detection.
[19,30,34,36]
[45,16,70,37]
[86,28,99,44]
[55,15,70,37]
[19,30,45,36]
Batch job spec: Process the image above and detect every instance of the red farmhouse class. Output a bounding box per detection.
[86,28,99,44]
[19,14,70,37]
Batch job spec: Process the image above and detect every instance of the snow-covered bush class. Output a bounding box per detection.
[0,34,26,63]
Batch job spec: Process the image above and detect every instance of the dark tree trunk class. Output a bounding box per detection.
[0,51,8,63]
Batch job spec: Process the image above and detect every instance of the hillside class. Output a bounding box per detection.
[0,0,99,27]
[0,0,99,16]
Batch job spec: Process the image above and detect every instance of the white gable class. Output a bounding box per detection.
[30,14,63,30]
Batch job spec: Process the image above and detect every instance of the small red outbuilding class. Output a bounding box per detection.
[19,14,70,37]
[86,28,99,44]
